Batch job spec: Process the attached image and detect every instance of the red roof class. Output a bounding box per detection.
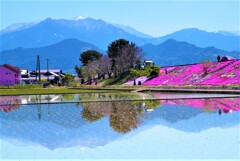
[1,64,21,73]
[221,57,229,62]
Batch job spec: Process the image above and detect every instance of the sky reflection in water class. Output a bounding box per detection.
[0,93,239,160]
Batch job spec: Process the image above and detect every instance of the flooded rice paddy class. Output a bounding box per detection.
[0,92,239,160]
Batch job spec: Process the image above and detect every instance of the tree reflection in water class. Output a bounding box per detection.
[61,94,75,101]
[110,101,143,133]
[81,104,104,122]
[80,99,162,133]
[77,92,141,102]
[1,93,239,134]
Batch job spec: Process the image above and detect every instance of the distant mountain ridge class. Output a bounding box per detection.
[113,24,153,38]
[150,28,240,51]
[0,22,39,35]
[0,38,103,72]
[1,38,239,71]
[217,31,240,37]
[141,39,240,66]
[1,17,240,71]
[1,17,239,52]
[0,17,147,51]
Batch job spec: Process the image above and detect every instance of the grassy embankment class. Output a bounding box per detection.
[1,70,239,96]
[0,72,143,96]
[0,84,138,96]
[1,84,239,96]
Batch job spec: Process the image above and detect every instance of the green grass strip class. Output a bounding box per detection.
[0,88,124,96]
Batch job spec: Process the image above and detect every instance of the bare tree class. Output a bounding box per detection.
[91,61,101,79]
[98,56,112,78]
[81,41,144,81]
[81,62,97,84]
[122,44,144,69]
[202,61,212,74]
[108,39,144,77]
[115,43,144,74]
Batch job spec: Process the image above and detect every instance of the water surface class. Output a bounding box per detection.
[0,93,239,160]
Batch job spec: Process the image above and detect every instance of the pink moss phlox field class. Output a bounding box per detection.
[141,60,240,86]
[0,96,21,112]
[124,76,148,85]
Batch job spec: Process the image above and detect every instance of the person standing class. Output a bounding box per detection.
[217,55,221,62]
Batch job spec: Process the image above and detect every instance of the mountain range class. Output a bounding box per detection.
[141,39,240,66]
[1,17,239,51]
[0,18,147,51]
[149,28,240,51]
[1,38,239,71]
[0,38,102,72]
[0,17,240,71]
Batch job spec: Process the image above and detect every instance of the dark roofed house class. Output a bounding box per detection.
[0,64,21,86]
[21,69,65,84]
[221,57,229,62]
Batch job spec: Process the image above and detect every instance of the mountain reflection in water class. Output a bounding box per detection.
[0,94,239,152]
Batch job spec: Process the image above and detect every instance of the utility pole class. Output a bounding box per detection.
[46,58,49,82]
[36,55,41,82]
[36,56,38,81]
[38,55,41,82]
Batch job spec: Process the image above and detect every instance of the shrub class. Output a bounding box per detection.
[69,82,80,87]
[130,65,160,77]
[130,68,140,77]
[40,78,47,83]
[62,73,74,86]
[148,65,160,77]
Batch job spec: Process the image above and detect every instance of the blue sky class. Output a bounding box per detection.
[0,0,239,37]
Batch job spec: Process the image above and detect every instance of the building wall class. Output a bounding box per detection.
[0,66,21,86]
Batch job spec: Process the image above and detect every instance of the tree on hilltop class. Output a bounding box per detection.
[80,50,102,66]
[107,39,144,76]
